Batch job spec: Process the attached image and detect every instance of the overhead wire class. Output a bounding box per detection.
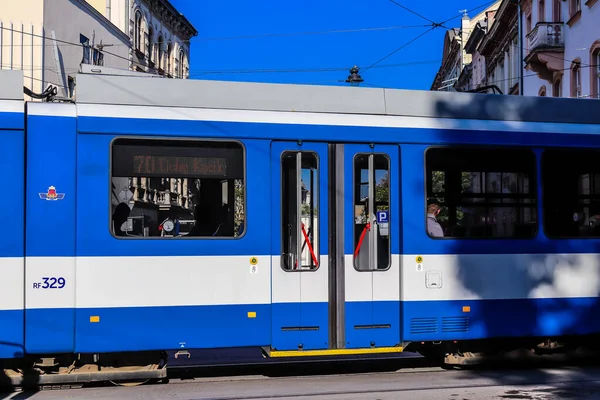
[482,35,592,68]
[358,0,501,76]
[0,19,442,79]
[195,24,432,41]
[438,0,500,25]
[434,33,593,90]
[189,59,441,77]
[360,27,437,73]
[0,0,544,86]
[0,25,149,73]
[484,63,595,89]
[0,23,438,78]
[0,24,435,47]
[0,22,441,80]
[387,0,440,27]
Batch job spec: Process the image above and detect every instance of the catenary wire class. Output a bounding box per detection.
[195,24,432,41]
[359,0,501,75]
[387,0,440,26]
[188,59,440,77]
[360,27,437,73]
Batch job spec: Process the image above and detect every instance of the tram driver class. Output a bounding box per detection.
[426,198,444,238]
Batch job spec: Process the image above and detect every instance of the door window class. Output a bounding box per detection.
[281,151,320,271]
[353,153,390,271]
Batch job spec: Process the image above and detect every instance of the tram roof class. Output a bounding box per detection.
[75,71,600,125]
[0,70,24,101]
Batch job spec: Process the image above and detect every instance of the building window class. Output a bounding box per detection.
[511,37,519,87]
[110,138,245,239]
[543,149,600,238]
[554,0,562,21]
[591,41,600,99]
[148,26,153,63]
[166,43,172,75]
[597,54,600,98]
[539,0,545,22]
[79,34,103,66]
[553,78,562,97]
[280,152,320,271]
[80,34,90,64]
[68,76,75,98]
[539,85,547,96]
[179,50,186,78]
[92,49,104,66]
[134,10,142,51]
[570,59,582,97]
[498,59,505,92]
[353,154,390,270]
[425,147,537,239]
[157,35,164,71]
[570,0,581,16]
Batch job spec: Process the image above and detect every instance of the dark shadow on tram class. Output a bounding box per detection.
[416,87,600,383]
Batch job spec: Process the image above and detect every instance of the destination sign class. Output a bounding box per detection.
[133,155,227,177]
[112,139,243,179]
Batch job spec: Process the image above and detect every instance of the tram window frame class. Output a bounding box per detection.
[280,151,320,272]
[542,148,600,239]
[424,146,538,240]
[352,153,391,272]
[109,137,246,240]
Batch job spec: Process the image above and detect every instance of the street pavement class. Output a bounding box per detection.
[4,364,600,400]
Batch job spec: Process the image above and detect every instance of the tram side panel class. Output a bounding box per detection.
[0,99,25,359]
[24,103,77,354]
[73,114,272,353]
[399,141,600,346]
[399,143,504,344]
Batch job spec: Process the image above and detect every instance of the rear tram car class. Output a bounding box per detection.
[2,68,600,386]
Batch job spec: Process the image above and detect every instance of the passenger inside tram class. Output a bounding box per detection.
[112,202,131,237]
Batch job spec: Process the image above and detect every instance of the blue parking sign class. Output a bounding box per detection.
[376,210,389,223]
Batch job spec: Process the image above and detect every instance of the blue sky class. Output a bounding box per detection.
[170,0,494,90]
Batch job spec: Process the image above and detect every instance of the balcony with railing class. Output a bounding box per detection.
[528,22,564,50]
[524,22,565,82]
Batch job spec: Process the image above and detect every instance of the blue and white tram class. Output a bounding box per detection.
[2,68,600,385]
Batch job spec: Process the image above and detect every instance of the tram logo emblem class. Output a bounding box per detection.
[39,186,65,201]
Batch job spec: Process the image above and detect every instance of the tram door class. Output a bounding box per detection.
[270,141,330,351]
[270,141,400,352]
[343,144,400,349]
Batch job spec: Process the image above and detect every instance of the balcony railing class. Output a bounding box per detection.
[527,22,564,52]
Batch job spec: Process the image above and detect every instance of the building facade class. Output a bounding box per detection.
[433,0,600,99]
[0,0,130,99]
[0,0,196,100]
[430,27,462,90]
[128,0,196,78]
[431,2,501,91]
[460,8,498,91]
[89,0,197,79]
[523,0,600,98]
[476,0,521,94]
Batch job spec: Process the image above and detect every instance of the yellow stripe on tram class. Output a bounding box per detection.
[268,346,404,358]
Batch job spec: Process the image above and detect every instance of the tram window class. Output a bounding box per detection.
[110,138,245,239]
[280,152,319,271]
[543,149,600,238]
[353,154,390,271]
[425,147,537,239]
